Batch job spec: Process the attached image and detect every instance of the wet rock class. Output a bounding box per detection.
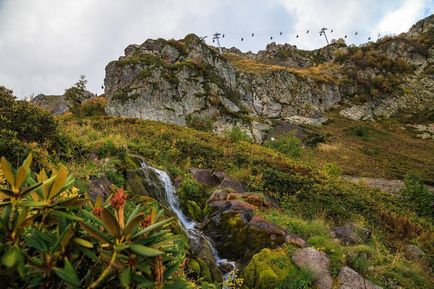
[126,167,165,199]
[337,266,382,289]
[331,223,371,245]
[188,229,223,282]
[189,167,221,187]
[292,247,333,289]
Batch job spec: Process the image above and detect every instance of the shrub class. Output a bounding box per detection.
[0,86,57,143]
[321,163,342,177]
[0,86,61,166]
[401,173,433,218]
[76,97,107,117]
[264,133,302,158]
[0,154,186,288]
[225,127,251,143]
[186,115,214,132]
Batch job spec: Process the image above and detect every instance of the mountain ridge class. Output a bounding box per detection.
[103,14,434,142]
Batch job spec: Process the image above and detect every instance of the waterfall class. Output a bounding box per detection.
[141,163,236,283]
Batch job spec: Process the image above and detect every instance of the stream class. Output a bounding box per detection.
[141,163,236,284]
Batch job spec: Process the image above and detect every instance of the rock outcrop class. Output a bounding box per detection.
[292,247,334,289]
[202,189,304,262]
[103,15,434,142]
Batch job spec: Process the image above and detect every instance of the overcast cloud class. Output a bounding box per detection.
[0,0,433,98]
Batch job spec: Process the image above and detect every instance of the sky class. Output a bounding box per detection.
[0,0,433,98]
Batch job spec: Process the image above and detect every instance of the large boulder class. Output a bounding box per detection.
[203,198,303,262]
[218,176,246,193]
[189,168,221,187]
[337,266,382,289]
[242,247,296,289]
[292,247,333,289]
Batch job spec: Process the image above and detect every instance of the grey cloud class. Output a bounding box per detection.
[0,0,432,98]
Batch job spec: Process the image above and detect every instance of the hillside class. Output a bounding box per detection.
[1,14,433,289]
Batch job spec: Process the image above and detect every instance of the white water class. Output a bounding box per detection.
[142,163,236,281]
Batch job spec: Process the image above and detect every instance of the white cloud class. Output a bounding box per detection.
[373,0,430,35]
[0,0,432,98]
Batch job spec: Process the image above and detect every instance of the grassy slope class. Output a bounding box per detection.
[55,115,432,288]
[304,112,434,184]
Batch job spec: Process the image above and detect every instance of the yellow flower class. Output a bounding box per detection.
[71,186,79,194]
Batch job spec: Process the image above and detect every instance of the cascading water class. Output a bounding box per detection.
[141,163,236,283]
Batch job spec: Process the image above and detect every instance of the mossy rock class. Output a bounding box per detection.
[242,247,292,289]
[126,167,165,199]
[241,246,314,289]
[187,258,214,283]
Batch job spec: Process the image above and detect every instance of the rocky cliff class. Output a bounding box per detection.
[104,14,434,142]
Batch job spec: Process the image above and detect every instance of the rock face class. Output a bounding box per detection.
[104,15,434,141]
[338,266,382,289]
[292,247,333,289]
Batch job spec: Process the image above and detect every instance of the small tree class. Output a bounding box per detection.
[65,75,90,114]
[75,75,88,91]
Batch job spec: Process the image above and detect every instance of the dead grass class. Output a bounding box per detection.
[305,114,434,183]
[223,53,338,83]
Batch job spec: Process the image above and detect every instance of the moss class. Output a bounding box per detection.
[187,258,214,283]
[242,247,314,289]
[115,53,164,67]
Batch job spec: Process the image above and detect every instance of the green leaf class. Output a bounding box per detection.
[54,258,81,287]
[79,247,99,263]
[60,197,87,207]
[52,224,74,252]
[120,268,131,289]
[126,204,142,224]
[24,234,48,251]
[49,166,68,199]
[20,200,48,207]
[51,210,83,221]
[114,244,130,252]
[80,209,104,226]
[15,166,28,190]
[22,154,33,171]
[1,157,15,187]
[101,208,121,238]
[163,261,180,279]
[132,218,173,240]
[124,214,144,237]
[130,244,164,257]
[79,221,111,243]
[20,182,43,198]
[1,247,19,267]
[73,237,94,248]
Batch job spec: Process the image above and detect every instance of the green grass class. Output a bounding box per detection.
[4,113,431,288]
